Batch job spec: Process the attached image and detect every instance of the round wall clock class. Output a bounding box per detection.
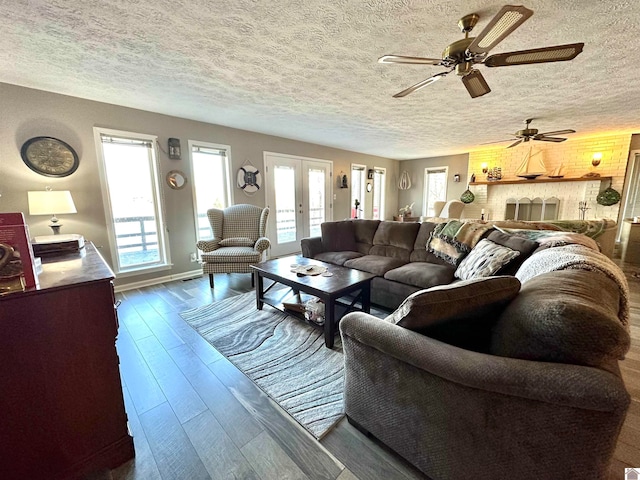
[20,136,79,177]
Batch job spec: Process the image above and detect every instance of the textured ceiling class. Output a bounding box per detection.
[2,0,640,160]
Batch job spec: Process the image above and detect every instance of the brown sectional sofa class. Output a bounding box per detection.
[300,218,617,310]
[301,217,629,479]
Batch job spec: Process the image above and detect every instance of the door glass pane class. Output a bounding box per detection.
[191,148,229,240]
[425,169,447,217]
[275,165,296,243]
[372,169,385,220]
[102,142,161,268]
[351,166,365,218]
[308,167,325,238]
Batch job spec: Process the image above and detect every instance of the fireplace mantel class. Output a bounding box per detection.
[469,176,611,186]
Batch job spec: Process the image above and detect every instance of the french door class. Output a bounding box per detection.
[264,152,332,257]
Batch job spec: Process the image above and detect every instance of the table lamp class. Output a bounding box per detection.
[28,189,77,235]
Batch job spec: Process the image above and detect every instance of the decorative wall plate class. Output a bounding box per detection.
[21,137,79,177]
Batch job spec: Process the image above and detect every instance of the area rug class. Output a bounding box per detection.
[180,292,354,439]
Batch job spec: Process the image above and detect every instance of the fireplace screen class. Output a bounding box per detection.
[505,197,559,221]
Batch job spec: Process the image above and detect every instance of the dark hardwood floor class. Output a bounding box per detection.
[109,266,640,480]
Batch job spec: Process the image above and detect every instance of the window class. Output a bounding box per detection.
[372,167,386,220]
[189,141,233,241]
[351,164,366,218]
[94,128,169,274]
[423,167,448,217]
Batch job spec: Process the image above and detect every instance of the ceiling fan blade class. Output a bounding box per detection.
[484,43,584,67]
[467,5,533,55]
[392,71,449,98]
[378,55,443,65]
[536,136,567,143]
[537,129,576,136]
[507,139,524,148]
[461,69,491,98]
[480,138,516,145]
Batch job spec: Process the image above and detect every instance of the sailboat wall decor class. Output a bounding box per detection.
[516,146,547,179]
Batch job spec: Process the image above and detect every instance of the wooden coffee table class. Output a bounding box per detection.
[251,256,376,348]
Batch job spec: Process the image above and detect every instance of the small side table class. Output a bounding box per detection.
[393,215,420,222]
[620,218,640,264]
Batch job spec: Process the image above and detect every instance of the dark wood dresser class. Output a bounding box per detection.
[0,243,134,479]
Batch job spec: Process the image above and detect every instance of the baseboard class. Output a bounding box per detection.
[114,269,203,293]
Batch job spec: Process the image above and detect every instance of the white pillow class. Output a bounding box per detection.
[455,239,520,280]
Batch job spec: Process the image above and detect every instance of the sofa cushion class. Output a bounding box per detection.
[388,276,521,351]
[344,255,407,276]
[315,251,363,266]
[410,222,452,265]
[353,220,380,254]
[486,230,538,275]
[491,270,630,367]
[494,227,600,252]
[321,221,357,252]
[454,239,520,280]
[370,221,421,261]
[384,262,456,289]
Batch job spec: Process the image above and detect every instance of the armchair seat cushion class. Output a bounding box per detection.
[201,246,262,263]
[344,255,407,276]
[384,262,455,289]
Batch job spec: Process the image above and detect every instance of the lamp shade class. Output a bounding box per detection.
[28,190,77,215]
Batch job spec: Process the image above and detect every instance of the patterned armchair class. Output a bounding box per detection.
[196,204,270,288]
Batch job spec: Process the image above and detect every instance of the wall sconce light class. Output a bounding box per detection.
[481,163,488,174]
[453,173,461,183]
[592,152,602,167]
[168,138,181,160]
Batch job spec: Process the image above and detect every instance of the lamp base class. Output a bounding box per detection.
[49,224,62,235]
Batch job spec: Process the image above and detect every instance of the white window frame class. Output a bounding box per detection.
[372,167,386,220]
[93,127,171,276]
[188,140,234,243]
[351,164,366,218]
[423,166,449,217]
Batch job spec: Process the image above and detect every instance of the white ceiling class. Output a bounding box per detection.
[2,0,640,160]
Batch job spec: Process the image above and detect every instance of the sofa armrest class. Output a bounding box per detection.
[340,312,629,411]
[254,237,270,253]
[196,239,221,252]
[300,236,324,258]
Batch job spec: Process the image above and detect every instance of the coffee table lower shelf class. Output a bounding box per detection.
[252,257,375,348]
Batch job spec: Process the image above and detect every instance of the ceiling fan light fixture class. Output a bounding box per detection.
[461,70,491,98]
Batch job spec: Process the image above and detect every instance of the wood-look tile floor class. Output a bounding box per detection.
[109,268,640,480]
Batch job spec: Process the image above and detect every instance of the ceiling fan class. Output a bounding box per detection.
[485,118,576,148]
[378,5,584,99]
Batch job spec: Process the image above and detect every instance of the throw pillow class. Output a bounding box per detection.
[427,221,494,267]
[219,237,255,247]
[321,220,357,252]
[486,230,538,275]
[455,239,520,280]
[388,276,521,351]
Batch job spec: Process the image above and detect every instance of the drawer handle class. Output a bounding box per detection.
[114,300,122,309]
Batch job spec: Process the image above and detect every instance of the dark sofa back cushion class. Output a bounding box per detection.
[321,221,357,252]
[491,270,630,367]
[370,221,421,261]
[353,220,380,254]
